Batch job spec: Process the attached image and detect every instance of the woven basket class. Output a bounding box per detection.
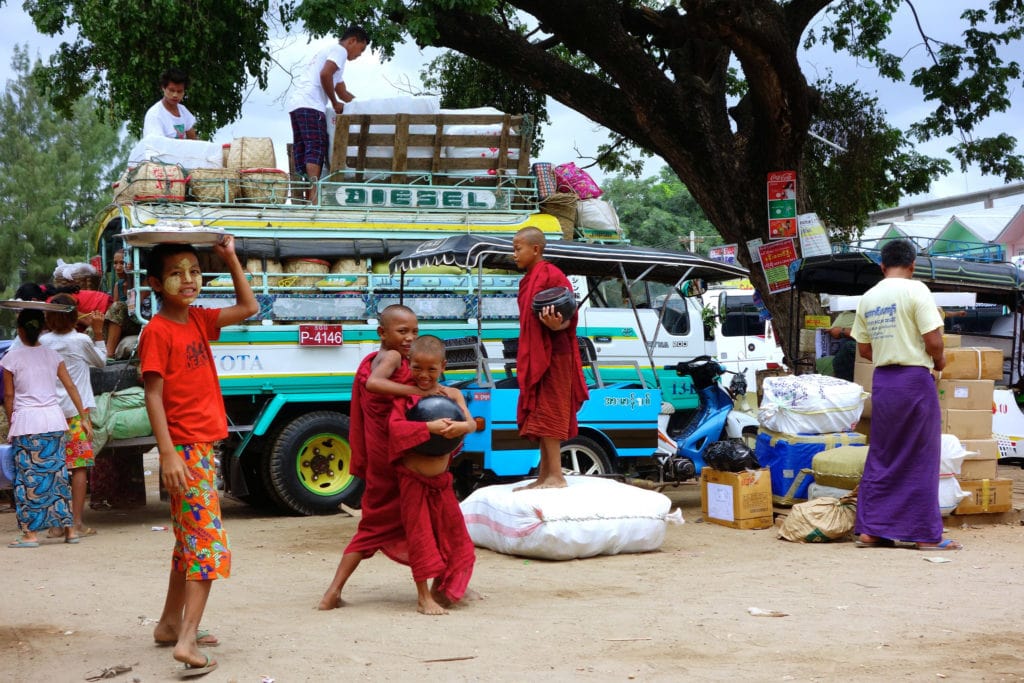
[188,168,240,203]
[120,162,187,203]
[245,257,283,288]
[539,192,578,240]
[239,168,289,204]
[227,137,275,171]
[281,258,330,290]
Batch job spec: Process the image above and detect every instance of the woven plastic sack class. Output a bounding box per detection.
[532,162,558,199]
[811,445,868,489]
[577,198,621,236]
[778,495,856,542]
[759,374,867,434]
[554,162,602,199]
[460,476,682,560]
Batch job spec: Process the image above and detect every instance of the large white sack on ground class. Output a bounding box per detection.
[460,476,682,560]
[939,433,970,475]
[127,136,223,169]
[331,95,440,169]
[758,374,867,434]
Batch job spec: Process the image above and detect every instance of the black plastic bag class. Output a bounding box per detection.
[703,440,760,472]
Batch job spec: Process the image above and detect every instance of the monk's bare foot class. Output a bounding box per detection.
[417,596,449,615]
[462,588,484,601]
[317,592,345,610]
[430,587,453,609]
[515,476,568,491]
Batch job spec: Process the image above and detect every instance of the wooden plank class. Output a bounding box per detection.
[496,114,511,171]
[330,114,351,174]
[355,115,371,182]
[431,114,444,174]
[392,113,410,178]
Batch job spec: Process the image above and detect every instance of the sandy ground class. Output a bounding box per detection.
[2,462,1024,683]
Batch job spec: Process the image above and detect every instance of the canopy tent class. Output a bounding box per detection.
[389,234,748,285]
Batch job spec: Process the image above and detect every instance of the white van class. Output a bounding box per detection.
[702,287,785,393]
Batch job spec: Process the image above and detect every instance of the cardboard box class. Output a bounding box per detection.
[701,467,774,529]
[959,438,1000,461]
[954,478,1013,514]
[941,347,1003,380]
[958,457,997,481]
[853,360,873,418]
[943,334,961,348]
[936,379,994,411]
[942,409,993,440]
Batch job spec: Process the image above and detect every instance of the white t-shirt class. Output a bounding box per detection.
[287,43,348,113]
[2,345,69,437]
[41,331,106,417]
[142,100,196,139]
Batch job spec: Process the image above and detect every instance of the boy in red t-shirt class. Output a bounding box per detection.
[139,236,257,677]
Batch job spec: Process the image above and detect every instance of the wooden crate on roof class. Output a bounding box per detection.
[330,113,532,184]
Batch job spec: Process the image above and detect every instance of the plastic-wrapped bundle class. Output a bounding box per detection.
[758,374,867,434]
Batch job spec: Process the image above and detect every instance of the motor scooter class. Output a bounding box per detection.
[655,356,759,482]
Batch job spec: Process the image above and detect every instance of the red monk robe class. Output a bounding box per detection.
[344,352,412,562]
[516,260,589,436]
[388,395,475,603]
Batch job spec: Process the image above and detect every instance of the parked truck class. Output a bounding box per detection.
[92,113,770,514]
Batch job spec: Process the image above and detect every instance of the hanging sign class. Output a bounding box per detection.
[767,171,798,238]
[757,238,799,294]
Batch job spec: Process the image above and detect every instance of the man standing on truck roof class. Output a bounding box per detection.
[287,25,369,205]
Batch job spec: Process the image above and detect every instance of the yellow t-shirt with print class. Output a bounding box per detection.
[850,277,943,368]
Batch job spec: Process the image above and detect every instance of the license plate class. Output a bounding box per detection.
[298,324,343,346]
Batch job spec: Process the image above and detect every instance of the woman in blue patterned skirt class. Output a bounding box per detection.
[2,309,93,547]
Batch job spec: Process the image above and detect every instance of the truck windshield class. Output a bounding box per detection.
[719,293,763,337]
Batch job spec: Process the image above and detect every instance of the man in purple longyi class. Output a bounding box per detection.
[850,239,962,551]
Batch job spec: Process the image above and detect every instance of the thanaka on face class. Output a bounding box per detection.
[152,253,203,307]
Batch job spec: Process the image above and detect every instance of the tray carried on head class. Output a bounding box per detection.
[0,299,75,312]
[115,220,228,247]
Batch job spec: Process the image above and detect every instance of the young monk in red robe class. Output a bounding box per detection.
[317,304,431,610]
[511,226,589,490]
[388,335,477,614]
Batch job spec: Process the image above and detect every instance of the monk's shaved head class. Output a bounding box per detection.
[515,226,546,250]
[409,334,445,362]
[379,304,417,328]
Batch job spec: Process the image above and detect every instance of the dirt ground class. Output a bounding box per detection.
[2,462,1024,683]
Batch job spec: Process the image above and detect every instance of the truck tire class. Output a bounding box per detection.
[265,411,363,515]
[560,436,613,476]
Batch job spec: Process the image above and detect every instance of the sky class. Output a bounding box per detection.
[1,2,1023,212]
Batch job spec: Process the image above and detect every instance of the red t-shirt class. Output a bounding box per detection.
[139,307,226,444]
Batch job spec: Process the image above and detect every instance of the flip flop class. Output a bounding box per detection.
[915,539,963,551]
[177,653,217,679]
[64,536,81,544]
[854,538,896,548]
[8,537,40,548]
[77,527,98,537]
[156,629,219,648]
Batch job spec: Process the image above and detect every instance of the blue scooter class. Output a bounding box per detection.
[655,356,759,482]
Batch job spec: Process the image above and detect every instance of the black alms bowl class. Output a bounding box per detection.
[405,395,465,457]
[531,286,577,320]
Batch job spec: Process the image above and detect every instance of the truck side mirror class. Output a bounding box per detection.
[679,279,707,297]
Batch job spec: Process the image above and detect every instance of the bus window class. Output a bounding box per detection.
[718,293,762,337]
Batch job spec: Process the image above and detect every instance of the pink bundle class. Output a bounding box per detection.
[554,162,602,199]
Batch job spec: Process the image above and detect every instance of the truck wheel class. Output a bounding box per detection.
[560,436,613,476]
[266,411,363,515]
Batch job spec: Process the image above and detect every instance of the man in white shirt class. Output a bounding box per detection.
[287,25,369,204]
[142,68,197,140]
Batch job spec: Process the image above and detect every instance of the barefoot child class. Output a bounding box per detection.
[140,237,258,677]
[387,335,477,614]
[318,305,434,610]
[3,308,92,547]
[42,293,107,538]
[511,226,588,490]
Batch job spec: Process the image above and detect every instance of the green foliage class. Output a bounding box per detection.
[24,0,274,138]
[0,45,128,296]
[602,167,723,252]
[420,51,549,155]
[811,0,1024,181]
[802,77,951,238]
